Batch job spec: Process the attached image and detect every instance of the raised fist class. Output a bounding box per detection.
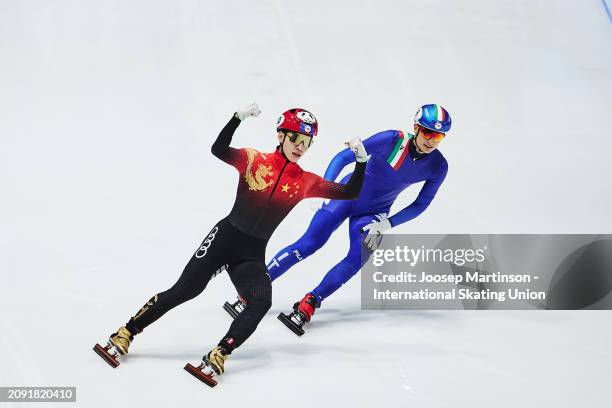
[235,103,261,121]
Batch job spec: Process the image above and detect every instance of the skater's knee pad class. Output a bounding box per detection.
[243,296,272,317]
[254,296,272,314]
[242,284,272,314]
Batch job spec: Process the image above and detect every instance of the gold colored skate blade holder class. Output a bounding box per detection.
[184,363,217,387]
[93,343,120,368]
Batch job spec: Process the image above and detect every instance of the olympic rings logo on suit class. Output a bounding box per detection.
[195,226,219,258]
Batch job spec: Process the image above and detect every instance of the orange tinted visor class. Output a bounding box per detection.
[418,126,445,142]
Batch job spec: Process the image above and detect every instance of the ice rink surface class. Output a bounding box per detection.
[1,0,611,406]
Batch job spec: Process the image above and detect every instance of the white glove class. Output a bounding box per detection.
[360,213,392,252]
[345,138,369,163]
[235,103,261,121]
[310,198,330,212]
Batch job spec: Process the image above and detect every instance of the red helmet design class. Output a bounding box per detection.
[276,108,318,137]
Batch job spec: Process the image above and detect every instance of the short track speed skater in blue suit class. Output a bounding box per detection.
[223,104,452,335]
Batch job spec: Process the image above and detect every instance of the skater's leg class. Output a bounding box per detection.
[126,220,232,334]
[267,204,349,281]
[311,214,381,301]
[219,260,272,351]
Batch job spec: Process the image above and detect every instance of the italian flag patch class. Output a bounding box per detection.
[387,131,411,170]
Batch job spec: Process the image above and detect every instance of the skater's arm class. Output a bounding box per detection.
[211,114,245,169]
[323,149,354,182]
[388,161,448,227]
[323,130,394,181]
[306,160,367,200]
[212,104,261,171]
[308,138,368,199]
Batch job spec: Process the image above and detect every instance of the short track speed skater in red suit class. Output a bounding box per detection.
[93,103,369,387]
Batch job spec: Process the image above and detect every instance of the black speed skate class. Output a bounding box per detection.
[278,310,308,336]
[223,296,247,319]
[278,293,320,337]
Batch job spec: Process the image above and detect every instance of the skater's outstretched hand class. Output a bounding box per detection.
[360,213,391,252]
[345,138,369,163]
[235,103,261,121]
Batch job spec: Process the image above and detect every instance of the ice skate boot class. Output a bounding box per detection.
[278,293,320,336]
[184,346,230,388]
[93,326,134,368]
[223,295,247,319]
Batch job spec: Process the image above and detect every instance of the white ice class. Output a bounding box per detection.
[1,0,611,407]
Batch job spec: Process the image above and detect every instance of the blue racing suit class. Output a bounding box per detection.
[267,129,448,301]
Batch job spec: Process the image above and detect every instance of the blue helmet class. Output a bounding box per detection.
[414,104,452,133]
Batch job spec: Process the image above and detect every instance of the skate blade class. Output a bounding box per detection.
[184,363,217,387]
[222,302,239,320]
[93,343,120,368]
[277,313,305,337]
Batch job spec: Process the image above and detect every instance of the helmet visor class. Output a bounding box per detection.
[417,126,446,142]
[284,131,313,148]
